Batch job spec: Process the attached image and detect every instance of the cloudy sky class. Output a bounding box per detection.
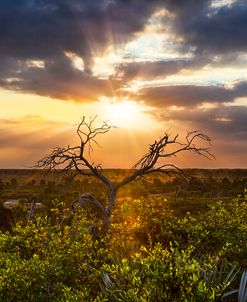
[1,0,247,168]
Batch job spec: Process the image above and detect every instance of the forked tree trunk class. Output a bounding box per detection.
[102,211,110,233]
[72,190,118,234]
[102,187,117,233]
[37,117,213,235]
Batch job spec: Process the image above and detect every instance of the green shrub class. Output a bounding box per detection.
[0,208,108,301]
[112,196,247,266]
[1,195,247,301]
[101,244,227,302]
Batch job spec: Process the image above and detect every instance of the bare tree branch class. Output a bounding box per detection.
[36,116,214,233]
[71,193,106,215]
[115,130,214,190]
[35,116,114,181]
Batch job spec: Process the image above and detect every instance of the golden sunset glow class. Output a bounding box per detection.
[100,99,155,129]
[0,1,247,168]
[2,3,247,300]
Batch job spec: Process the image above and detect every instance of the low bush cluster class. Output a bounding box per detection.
[0,195,247,301]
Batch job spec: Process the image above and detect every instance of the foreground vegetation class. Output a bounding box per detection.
[1,191,247,301]
[2,118,245,300]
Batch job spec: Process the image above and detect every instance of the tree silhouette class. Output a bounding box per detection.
[36,116,214,232]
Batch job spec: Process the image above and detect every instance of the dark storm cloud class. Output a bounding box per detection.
[116,0,247,80]
[194,2,247,55]
[0,54,121,101]
[0,0,161,70]
[234,81,247,98]
[135,85,235,107]
[162,105,247,139]
[0,56,22,77]
[135,80,247,107]
[166,0,247,55]
[116,58,207,80]
[157,104,247,164]
[0,0,164,99]
[1,0,247,102]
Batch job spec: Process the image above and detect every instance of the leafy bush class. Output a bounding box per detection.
[0,207,108,301]
[101,244,227,302]
[1,194,247,301]
[112,196,247,266]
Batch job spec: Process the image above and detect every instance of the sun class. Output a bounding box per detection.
[80,97,160,130]
[108,102,138,124]
[100,99,152,128]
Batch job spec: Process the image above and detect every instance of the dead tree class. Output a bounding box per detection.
[36,116,214,232]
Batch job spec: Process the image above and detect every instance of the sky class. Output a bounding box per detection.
[1,0,247,169]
